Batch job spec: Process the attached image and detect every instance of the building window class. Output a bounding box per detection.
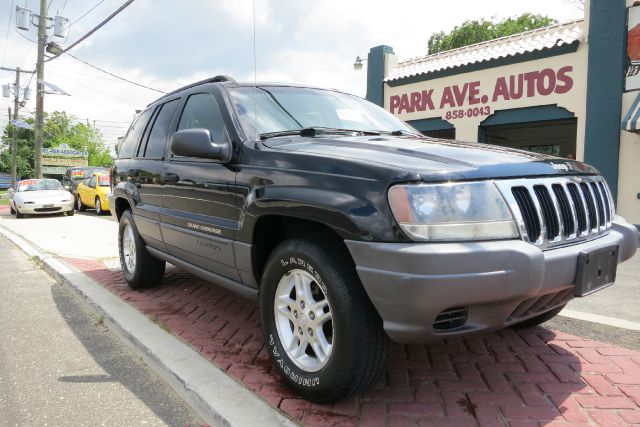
[421,129,455,140]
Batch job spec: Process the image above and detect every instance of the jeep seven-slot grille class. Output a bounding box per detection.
[496,176,614,250]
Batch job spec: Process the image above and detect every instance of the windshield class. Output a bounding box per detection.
[98,176,110,187]
[228,86,417,139]
[18,179,64,192]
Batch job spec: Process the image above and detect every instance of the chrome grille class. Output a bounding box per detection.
[495,176,614,250]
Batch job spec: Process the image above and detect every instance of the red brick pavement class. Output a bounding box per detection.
[57,257,640,426]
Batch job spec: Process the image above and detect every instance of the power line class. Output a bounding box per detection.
[85,118,130,124]
[1,0,16,67]
[48,61,132,83]
[15,27,37,44]
[45,0,136,62]
[46,67,145,106]
[65,52,166,93]
[63,0,105,32]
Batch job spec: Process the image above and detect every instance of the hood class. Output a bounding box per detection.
[14,190,72,201]
[263,135,598,181]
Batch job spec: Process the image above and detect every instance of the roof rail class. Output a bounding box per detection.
[147,75,236,106]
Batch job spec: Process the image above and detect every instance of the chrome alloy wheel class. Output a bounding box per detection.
[274,269,333,372]
[121,223,137,273]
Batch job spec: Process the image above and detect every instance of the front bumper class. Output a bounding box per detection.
[346,217,639,343]
[16,201,74,214]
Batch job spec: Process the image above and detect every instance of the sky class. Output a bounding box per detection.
[0,0,584,151]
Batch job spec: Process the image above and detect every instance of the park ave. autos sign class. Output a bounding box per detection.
[388,65,575,121]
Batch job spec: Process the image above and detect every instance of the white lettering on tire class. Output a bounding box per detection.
[268,332,320,387]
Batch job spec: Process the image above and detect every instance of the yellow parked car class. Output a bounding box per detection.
[76,172,111,215]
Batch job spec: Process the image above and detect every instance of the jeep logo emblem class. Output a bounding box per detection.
[550,162,570,171]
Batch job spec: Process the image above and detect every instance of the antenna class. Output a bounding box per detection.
[252,0,257,85]
[252,0,258,141]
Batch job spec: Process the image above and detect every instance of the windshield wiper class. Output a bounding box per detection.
[377,130,418,137]
[260,127,381,140]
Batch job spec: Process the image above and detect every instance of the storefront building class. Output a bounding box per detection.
[365,0,638,226]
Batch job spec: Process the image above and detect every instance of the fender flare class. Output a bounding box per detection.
[240,186,397,242]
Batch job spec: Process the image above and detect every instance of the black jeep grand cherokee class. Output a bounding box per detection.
[110,76,638,403]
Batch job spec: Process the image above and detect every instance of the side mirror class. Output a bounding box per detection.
[170,128,231,162]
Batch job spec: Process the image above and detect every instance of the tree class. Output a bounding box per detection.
[428,13,558,54]
[0,118,35,179]
[0,111,112,178]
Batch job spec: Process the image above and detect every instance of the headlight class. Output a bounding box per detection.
[106,192,112,198]
[388,181,519,241]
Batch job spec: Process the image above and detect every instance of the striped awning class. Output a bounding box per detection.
[622,93,640,132]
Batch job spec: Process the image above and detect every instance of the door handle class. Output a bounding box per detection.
[160,172,179,184]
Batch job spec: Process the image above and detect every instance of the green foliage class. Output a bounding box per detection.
[0,111,113,178]
[428,13,557,54]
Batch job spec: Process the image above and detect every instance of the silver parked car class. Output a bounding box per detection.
[9,179,75,218]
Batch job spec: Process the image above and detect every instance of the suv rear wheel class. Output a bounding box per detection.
[118,209,166,289]
[260,238,390,403]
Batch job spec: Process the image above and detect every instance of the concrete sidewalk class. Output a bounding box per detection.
[1,206,640,426]
[0,235,204,426]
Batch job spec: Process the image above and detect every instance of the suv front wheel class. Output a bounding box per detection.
[260,238,390,403]
[118,209,166,289]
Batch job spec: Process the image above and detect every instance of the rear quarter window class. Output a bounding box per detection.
[118,109,153,159]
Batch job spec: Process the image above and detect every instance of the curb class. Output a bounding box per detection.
[0,224,297,427]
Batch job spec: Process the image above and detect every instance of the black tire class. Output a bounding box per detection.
[67,208,75,216]
[118,209,165,289]
[95,197,103,215]
[512,304,566,329]
[15,207,24,219]
[10,204,15,215]
[76,196,86,212]
[260,237,390,403]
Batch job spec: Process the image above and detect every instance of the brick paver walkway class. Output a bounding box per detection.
[61,257,640,426]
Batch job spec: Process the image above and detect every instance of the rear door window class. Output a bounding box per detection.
[118,109,153,159]
[88,175,97,188]
[142,99,180,158]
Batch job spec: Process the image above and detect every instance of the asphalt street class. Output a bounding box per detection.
[0,234,204,426]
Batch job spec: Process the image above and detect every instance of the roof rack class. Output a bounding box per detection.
[147,75,236,106]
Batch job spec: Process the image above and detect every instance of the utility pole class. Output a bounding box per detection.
[33,0,47,178]
[14,4,68,179]
[7,106,12,183]
[1,66,35,185]
[11,69,19,185]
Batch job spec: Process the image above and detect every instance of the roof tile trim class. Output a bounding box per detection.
[385,19,585,82]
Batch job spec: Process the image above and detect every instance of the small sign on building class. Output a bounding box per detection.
[42,143,88,174]
[626,6,640,89]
